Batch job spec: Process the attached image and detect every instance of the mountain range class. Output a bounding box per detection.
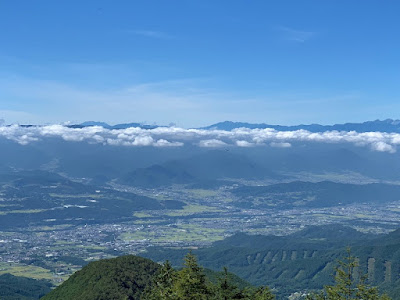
[13,119,396,133]
[53,119,400,133]
[201,119,400,133]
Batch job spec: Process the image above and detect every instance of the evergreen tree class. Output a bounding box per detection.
[142,252,276,300]
[174,251,211,300]
[308,248,391,300]
[144,260,177,300]
[251,286,276,300]
[213,266,242,300]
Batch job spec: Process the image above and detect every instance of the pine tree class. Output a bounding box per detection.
[174,251,211,300]
[325,248,358,299]
[308,248,391,300]
[251,286,276,300]
[213,267,241,300]
[144,260,177,300]
[142,253,276,300]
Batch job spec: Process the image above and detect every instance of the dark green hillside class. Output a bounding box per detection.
[0,273,52,300]
[41,255,160,300]
[121,164,195,187]
[40,254,271,300]
[143,225,400,299]
[213,225,373,250]
[203,268,252,290]
[232,181,400,208]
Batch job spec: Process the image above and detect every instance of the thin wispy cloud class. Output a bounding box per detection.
[0,73,375,128]
[130,30,173,39]
[0,62,375,128]
[277,26,315,43]
[0,75,221,127]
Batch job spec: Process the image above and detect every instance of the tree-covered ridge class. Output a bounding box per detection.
[142,252,275,300]
[0,273,52,300]
[143,226,400,299]
[308,249,390,300]
[41,255,160,300]
[40,251,391,300]
[40,253,275,300]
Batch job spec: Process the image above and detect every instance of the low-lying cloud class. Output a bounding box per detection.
[0,125,399,153]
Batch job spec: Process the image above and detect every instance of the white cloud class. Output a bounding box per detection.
[370,141,395,153]
[0,125,399,153]
[236,140,255,147]
[198,139,227,148]
[154,139,184,147]
[270,142,292,148]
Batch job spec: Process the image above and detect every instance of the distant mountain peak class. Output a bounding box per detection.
[68,119,400,133]
[73,121,161,130]
[201,119,400,133]
[79,121,112,128]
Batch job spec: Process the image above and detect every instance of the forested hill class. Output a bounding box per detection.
[41,256,160,300]
[40,254,257,300]
[143,225,400,299]
[0,274,52,300]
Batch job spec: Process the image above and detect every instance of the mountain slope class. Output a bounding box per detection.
[232,181,400,208]
[120,150,278,187]
[143,225,400,299]
[40,255,254,300]
[72,121,160,130]
[0,274,52,300]
[41,256,160,300]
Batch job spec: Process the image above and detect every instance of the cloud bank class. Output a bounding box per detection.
[0,125,399,153]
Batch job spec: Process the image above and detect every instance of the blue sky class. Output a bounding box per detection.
[0,1,399,127]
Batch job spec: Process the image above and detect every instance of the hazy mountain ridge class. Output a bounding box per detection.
[47,119,400,133]
[202,119,400,133]
[120,150,280,187]
[9,119,400,133]
[2,136,399,184]
[70,121,161,130]
[232,180,400,209]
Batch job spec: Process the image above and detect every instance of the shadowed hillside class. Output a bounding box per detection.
[143,225,400,299]
[41,256,160,300]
